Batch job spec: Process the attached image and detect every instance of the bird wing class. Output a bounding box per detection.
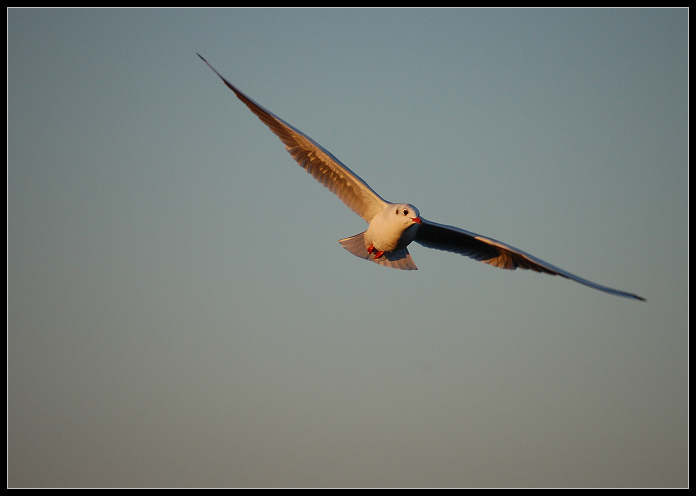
[414,218,645,301]
[199,54,387,223]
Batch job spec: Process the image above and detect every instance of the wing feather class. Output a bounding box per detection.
[415,219,645,301]
[199,54,386,222]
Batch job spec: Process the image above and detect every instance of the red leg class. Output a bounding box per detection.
[367,244,384,259]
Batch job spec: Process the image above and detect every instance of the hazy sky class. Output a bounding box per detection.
[8,8,687,488]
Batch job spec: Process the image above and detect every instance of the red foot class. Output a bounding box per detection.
[367,244,385,259]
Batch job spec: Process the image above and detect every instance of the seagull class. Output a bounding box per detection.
[198,54,645,301]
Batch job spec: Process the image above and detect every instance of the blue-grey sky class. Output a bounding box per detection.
[8,8,687,487]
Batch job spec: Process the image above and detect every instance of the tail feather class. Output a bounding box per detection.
[338,232,418,271]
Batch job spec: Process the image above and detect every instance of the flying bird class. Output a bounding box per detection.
[198,54,645,301]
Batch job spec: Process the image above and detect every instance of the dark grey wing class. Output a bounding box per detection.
[415,218,645,301]
[199,54,387,223]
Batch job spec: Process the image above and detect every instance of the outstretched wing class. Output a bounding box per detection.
[415,219,645,301]
[199,54,387,223]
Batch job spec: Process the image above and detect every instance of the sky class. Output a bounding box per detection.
[8,8,687,488]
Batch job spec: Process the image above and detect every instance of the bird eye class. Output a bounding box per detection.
[402,209,409,216]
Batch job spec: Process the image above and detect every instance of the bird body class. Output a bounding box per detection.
[338,203,422,271]
[199,54,645,301]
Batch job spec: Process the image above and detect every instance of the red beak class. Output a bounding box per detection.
[412,217,422,225]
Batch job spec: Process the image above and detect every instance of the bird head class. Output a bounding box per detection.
[394,204,422,227]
